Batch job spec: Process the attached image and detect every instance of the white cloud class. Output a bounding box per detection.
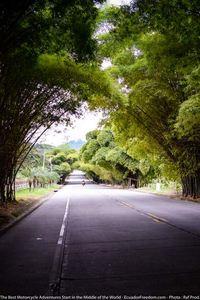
[38,111,102,146]
[107,0,131,6]
[66,111,103,141]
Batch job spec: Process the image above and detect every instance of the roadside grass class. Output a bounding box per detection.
[16,184,60,200]
[138,186,181,195]
[137,181,182,196]
[0,184,61,229]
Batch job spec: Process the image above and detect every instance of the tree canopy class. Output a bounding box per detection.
[80,128,143,185]
[0,0,112,203]
[90,0,200,197]
[0,0,200,202]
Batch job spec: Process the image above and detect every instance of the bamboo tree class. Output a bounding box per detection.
[0,0,109,203]
[93,2,200,197]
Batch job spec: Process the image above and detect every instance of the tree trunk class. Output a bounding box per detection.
[0,179,6,205]
[6,175,16,202]
[0,158,16,204]
[181,170,200,198]
[0,176,16,204]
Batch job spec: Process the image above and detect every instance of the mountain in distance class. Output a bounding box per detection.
[35,143,54,153]
[67,139,85,150]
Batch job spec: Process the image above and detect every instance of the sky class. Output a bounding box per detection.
[39,110,103,145]
[40,0,130,146]
[107,0,131,5]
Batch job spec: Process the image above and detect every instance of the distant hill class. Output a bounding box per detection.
[35,143,54,153]
[68,139,85,150]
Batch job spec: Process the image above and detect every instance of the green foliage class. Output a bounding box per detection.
[0,0,110,203]
[66,152,79,165]
[16,184,60,200]
[17,144,60,187]
[175,94,200,141]
[80,128,140,184]
[97,130,113,146]
[93,1,200,196]
[32,167,59,185]
[54,163,71,177]
[52,152,68,165]
[0,0,105,60]
[86,130,100,140]
[46,144,79,179]
[1,0,200,201]
[18,143,79,187]
[92,147,111,168]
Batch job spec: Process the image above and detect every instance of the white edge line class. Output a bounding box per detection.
[59,224,65,237]
[57,197,70,245]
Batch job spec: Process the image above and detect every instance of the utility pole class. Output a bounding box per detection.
[49,157,52,173]
[42,150,45,170]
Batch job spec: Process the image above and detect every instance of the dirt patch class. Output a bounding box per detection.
[0,198,40,230]
[177,195,200,203]
[137,188,200,203]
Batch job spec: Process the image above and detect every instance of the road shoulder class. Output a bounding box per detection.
[0,185,63,236]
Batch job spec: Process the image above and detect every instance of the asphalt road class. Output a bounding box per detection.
[0,171,200,296]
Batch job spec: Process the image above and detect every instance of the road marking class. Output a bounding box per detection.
[117,199,200,239]
[151,218,160,223]
[48,194,71,295]
[57,197,70,245]
[120,201,135,209]
[147,213,167,223]
[118,200,167,224]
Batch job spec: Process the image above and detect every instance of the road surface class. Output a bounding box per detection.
[0,171,200,296]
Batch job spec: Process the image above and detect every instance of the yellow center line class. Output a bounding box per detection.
[118,200,167,224]
[147,213,167,222]
[120,201,135,209]
[151,218,160,223]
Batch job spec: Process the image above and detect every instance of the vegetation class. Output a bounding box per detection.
[79,128,179,191]
[17,143,79,187]
[80,129,141,186]
[0,0,199,202]
[88,1,200,198]
[0,0,119,203]
[46,144,79,183]
[16,185,59,200]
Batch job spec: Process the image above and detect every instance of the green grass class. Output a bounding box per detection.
[16,184,60,200]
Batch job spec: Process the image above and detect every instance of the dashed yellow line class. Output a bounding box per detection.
[147,213,167,223]
[119,200,167,224]
[120,201,135,209]
[150,217,160,223]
